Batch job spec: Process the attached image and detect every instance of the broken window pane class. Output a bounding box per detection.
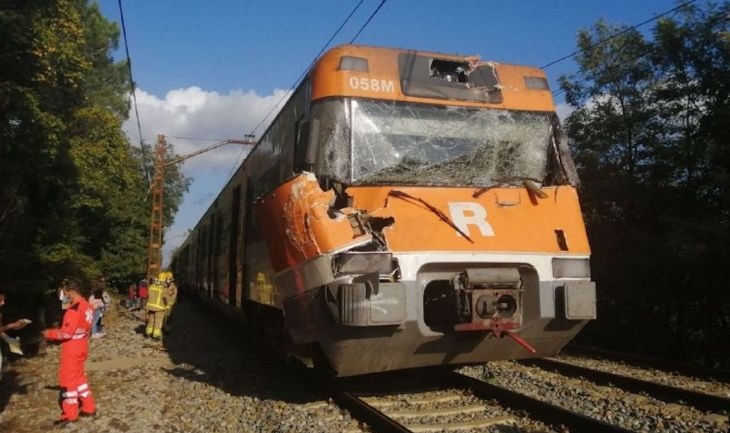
[351,99,552,187]
[311,98,352,181]
[310,98,555,188]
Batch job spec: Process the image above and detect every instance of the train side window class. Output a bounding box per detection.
[294,117,319,172]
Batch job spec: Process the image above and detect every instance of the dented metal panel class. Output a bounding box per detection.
[255,173,371,273]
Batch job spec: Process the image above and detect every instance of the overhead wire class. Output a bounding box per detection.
[548,0,699,98]
[541,0,696,70]
[224,0,380,181]
[552,7,730,99]
[551,45,655,97]
[349,0,387,43]
[247,0,368,138]
[117,0,146,166]
[166,135,229,142]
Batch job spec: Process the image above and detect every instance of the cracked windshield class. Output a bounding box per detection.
[351,99,553,186]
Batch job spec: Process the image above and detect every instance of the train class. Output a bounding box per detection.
[171,45,597,377]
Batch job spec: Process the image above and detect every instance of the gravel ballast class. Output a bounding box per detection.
[460,361,729,433]
[0,299,360,433]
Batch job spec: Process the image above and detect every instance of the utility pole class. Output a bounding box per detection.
[145,134,256,281]
[146,134,166,280]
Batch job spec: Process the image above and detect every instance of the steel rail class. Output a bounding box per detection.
[448,372,635,433]
[564,344,730,383]
[521,358,730,413]
[327,386,411,433]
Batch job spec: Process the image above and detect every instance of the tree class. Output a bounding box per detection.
[561,2,730,367]
[0,0,189,292]
[0,0,92,289]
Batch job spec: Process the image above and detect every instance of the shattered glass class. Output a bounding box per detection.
[311,99,352,180]
[351,100,552,186]
[311,98,554,187]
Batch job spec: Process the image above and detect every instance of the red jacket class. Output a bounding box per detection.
[45,298,94,384]
[46,298,93,342]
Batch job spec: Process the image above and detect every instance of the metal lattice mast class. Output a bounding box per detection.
[147,134,166,280]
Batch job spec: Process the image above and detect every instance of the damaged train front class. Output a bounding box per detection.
[255,80,596,376]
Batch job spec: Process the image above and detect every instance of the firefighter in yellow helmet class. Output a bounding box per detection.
[160,272,178,334]
[144,278,166,339]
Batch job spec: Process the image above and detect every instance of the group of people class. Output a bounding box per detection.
[1,271,179,426]
[125,279,148,309]
[123,273,178,338]
[59,278,110,339]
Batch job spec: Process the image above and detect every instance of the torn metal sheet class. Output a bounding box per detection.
[256,173,371,272]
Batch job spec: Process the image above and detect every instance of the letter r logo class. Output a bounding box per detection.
[448,202,495,238]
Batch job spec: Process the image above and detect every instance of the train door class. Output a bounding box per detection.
[228,184,241,306]
[207,215,215,298]
[242,181,255,304]
[213,212,222,300]
[195,229,203,292]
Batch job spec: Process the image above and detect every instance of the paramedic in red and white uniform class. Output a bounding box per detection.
[43,278,97,425]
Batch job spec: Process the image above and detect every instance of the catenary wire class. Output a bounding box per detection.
[117,0,144,152]
[349,0,387,43]
[551,46,654,97]
[550,0,700,97]
[166,135,229,142]
[247,0,368,138]
[225,0,374,181]
[551,2,730,98]
[541,0,696,70]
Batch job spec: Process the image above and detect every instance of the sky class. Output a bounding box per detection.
[96,0,684,264]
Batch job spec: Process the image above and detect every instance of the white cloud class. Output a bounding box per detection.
[555,102,574,122]
[122,86,291,266]
[122,86,291,171]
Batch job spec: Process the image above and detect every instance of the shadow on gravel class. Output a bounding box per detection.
[161,297,323,405]
[0,371,27,414]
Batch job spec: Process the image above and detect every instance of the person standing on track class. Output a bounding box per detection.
[162,273,178,334]
[145,278,166,340]
[89,288,105,338]
[137,279,148,310]
[126,282,137,309]
[43,278,96,426]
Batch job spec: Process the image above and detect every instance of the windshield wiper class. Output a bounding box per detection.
[386,190,474,243]
[472,176,547,199]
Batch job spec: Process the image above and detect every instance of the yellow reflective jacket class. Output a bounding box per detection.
[146,283,166,311]
[164,283,178,310]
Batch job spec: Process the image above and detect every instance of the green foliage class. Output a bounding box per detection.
[561,2,730,368]
[0,0,188,293]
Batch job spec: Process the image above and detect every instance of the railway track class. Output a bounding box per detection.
[327,370,634,433]
[563,344,730,382]
[520,357,730,413]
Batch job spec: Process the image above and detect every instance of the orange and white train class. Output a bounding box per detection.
[171,45,597,376]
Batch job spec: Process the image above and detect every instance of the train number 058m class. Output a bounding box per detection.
[348,77,395,93]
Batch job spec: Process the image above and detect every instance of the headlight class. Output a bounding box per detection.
[552,258,591,278]
[336,252,393,275]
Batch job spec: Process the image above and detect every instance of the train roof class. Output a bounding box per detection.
[310,44,555,112]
